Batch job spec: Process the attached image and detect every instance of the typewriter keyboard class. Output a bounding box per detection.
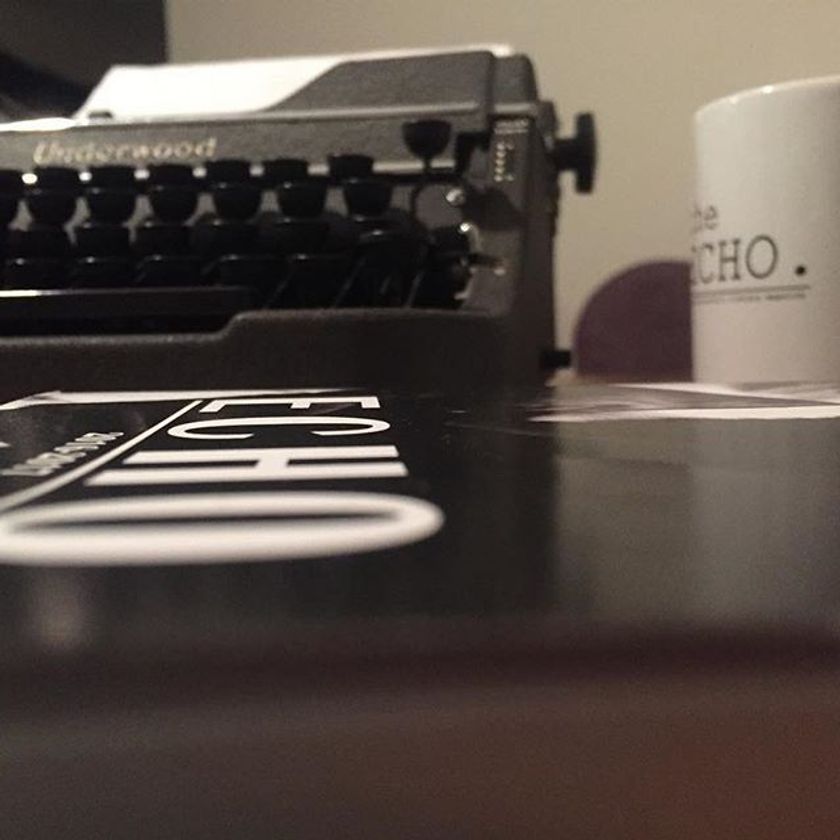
[0,120,481,335]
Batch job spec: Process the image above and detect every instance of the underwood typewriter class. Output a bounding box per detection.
[0,47,594,399]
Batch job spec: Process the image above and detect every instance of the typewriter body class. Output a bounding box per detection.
[0,48,594,401]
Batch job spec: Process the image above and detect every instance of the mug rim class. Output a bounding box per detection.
[696,73,840,121]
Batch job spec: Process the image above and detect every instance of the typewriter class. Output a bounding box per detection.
[0,47,594,399]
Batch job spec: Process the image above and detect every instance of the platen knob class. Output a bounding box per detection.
[552,112,597,194]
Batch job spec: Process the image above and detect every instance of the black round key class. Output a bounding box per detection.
[340,229,406,307]
[0,171,21,226]
[211,182,262,220]
[0,195,18,226]
[9,226,72,258]
[86,188,136,223]
[33,166,80,191]
[136,255,202,286]
[278,253,353,308]
[75,223,130,257]
[277,180,327,218]
[204,159,252,184]
[262,157,308,186]
[260,219,328,255]
[146,164,195,186]
[402,120,452,161]
[25,189,77,225]
[348,214,398,235]
[88,165,136,188]
[357,227,409,257]
[342,178,393,217]
[148,185,198,222]
[4,258,67,289]
[134,221,191,256]
[327,154,373,181]
[216,254,281,303]
[0,169,23,195]
[0,171,22,226]
[72,257,134,287]
[192,219,258,259]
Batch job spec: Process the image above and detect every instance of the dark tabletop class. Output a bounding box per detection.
[1,381,840,674]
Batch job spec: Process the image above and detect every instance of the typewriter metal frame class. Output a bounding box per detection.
[0,50,594,399]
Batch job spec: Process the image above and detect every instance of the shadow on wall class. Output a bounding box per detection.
[573,260,692,380]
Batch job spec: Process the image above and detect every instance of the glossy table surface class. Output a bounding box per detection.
[1,380,839,672]
[6,381,840,839]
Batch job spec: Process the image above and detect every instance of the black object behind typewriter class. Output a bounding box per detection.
[0,49,595,398]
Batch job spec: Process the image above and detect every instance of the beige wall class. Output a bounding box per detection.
[168,0,840,346]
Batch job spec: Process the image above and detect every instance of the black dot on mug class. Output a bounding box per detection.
[795,265,807,276]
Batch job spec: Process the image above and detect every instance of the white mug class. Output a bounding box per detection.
[693,76,840,383]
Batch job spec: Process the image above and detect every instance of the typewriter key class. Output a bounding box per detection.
[204,159,252,184]
[33,166,80,191]
[402,119,452,162]
[335,229,408,307]
[262,157,308,186]
[0,169,22,225]
[75,223,131,257]
[146,164,195,185]
[348,215,399,235]
[134,221,191,256]
[3,257,68,289]
[136,255,203,286]
[85,188,136,224]
[216,254,281,302]
[25,190,77,226]
[9,226,72,258]
[327,154,374,181]
[276,180,327,218]
[403,120,452,215]
[0,195,18,226]
[260,218,328,255]
[88,165,137,188]
[342,178,393,217]
[0,169,23,194]
[72,257,134,287]
[192,219,258,259]
[148,185,199,223]
[275,253,353,308]
[211,182,262,220]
